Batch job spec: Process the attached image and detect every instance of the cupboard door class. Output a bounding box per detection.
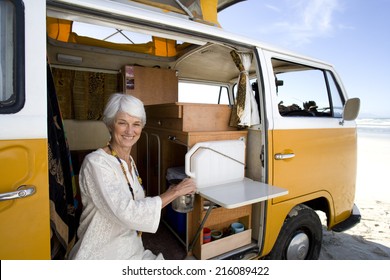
[136,132,149,195]
[148,133,161,196]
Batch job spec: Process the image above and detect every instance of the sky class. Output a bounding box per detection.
[218,0,390,118]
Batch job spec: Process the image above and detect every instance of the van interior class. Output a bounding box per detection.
[46,7,267,260]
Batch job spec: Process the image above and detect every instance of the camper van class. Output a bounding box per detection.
[0,0,361,260]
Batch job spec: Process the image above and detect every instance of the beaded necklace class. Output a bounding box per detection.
[108,144,135,199]
[107,143,143,237]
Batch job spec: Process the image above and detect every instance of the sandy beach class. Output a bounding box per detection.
[319,129,390,260]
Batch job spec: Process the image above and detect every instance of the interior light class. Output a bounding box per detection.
[57,53,83,64]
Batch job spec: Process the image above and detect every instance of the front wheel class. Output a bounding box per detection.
[266,204,322,260]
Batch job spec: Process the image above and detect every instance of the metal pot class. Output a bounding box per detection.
[172,193,194,213]
[169,178,194,213]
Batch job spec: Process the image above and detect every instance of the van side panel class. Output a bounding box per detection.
[0,139,50,259]
[271,127,357,225]
[262,126,358,256]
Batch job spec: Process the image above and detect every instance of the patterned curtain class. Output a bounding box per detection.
[229,50,260,128]
[52,68,119,120]
[47,63,78,259]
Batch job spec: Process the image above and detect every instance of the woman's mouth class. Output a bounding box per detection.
[123,135,134,140]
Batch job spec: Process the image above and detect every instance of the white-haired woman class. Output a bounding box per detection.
[69,93,196,260]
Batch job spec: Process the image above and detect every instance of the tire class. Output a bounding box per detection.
[266,204,322,260]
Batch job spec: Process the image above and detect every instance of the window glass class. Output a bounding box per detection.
[273,59,334,117]
[179,82,229,105]
[0,0,24,113]
[72,21,151,44]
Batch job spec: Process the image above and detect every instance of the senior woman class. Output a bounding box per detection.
[69,93,196,260]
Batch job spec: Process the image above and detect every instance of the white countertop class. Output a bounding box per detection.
[198,177,288,209]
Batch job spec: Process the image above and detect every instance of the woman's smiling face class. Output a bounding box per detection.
[111,111,143,149]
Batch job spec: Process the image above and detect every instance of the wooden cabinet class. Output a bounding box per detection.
[137,103,250,258]
[145,103,236,132]
[122,66,178,105]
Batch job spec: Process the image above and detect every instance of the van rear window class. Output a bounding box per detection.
[0,0,25,114]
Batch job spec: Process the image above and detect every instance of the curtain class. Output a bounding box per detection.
[52,68,119,120]
[229,50,260,128]
[47,62,78,259]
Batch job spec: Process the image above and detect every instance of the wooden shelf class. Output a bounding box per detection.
[190,196,252,259]
[200,229,251,260]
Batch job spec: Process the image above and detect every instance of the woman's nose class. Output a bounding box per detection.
[126,124,137,134]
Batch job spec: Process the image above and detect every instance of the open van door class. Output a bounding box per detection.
[0,0,50,259]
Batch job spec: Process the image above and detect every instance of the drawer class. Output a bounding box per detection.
[200,229,251,259]
[145,103,235,131]
[145,103,182,118]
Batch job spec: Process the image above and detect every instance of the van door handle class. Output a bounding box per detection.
[274,153,295,160]
[0,185,36,201]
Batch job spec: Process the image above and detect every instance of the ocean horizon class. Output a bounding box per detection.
[356,118,390,137]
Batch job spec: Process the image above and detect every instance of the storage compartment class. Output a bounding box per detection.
[145,103,235,131]
[200,229,251,260]
[122,65,178,105]
[190,195,252,260]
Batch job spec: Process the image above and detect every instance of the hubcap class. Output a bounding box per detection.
[286,232,310,259]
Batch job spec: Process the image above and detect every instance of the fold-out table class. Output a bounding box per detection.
[188,178,288,252]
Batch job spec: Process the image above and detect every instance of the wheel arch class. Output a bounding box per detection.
[260,192,333,257]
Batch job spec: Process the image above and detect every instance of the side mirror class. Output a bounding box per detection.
[340,97,360,125]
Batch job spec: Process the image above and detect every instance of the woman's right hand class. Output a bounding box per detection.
[160,178,197,208]
[171,178,197,197]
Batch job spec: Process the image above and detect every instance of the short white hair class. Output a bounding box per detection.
[103,93,146,128]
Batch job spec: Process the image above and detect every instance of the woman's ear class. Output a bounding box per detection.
[106,123,113,134]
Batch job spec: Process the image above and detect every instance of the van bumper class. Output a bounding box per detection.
[331,204,361,232]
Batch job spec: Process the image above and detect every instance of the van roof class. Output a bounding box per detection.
[47,0,332,81]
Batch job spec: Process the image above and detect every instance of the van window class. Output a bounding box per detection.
[273,59,342,117]
[0,0,24,114]
[179,82,230,105]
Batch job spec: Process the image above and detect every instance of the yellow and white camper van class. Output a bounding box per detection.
[0,0,360,260]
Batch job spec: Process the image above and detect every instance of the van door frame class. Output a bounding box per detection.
[0,0,50,259]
